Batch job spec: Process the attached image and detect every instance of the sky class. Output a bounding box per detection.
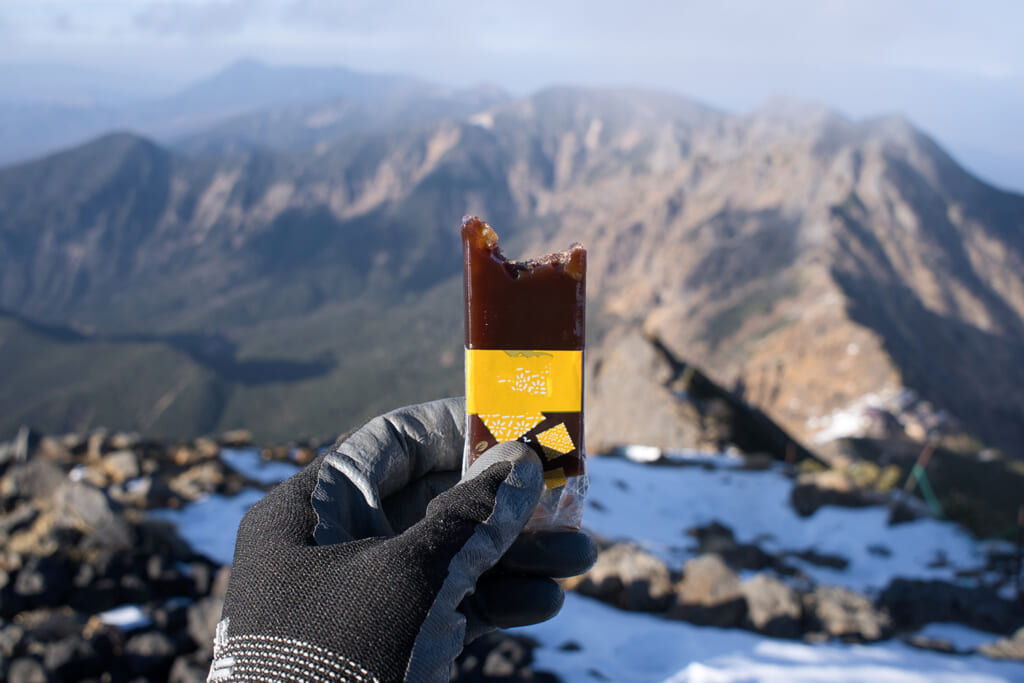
[2,0,1023,191]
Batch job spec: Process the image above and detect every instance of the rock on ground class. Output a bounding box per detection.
[564,542,675,612]
[979,626,1024,661]
[741,573,803,638]
[803,585,892,642]
[668,554,748,627]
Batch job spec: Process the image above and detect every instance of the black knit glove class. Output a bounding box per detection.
[209,398,596,683]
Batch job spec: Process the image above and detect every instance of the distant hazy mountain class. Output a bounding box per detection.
[175,83,510,156]
[1,86,1022,455]
[0,59,418,166]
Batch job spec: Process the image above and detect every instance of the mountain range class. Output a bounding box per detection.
[0,63,1022,459]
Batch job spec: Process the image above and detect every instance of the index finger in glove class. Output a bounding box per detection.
[313,397,465,543]
[234,454,326,552]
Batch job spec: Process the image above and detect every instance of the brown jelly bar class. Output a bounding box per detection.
[462,216,587,529]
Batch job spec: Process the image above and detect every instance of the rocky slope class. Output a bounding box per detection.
[1,86,1022,457]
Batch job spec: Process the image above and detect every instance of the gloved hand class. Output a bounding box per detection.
[210,398,596,683]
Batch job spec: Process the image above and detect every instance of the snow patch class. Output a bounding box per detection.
[468,111,494,129]
[98,605,152,631]
[150,489,266,565]
[219,448,300,484]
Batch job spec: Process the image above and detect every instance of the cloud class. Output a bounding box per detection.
[133,0,261,36]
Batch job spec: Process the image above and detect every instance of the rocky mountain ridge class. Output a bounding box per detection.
[1,84,1022,459]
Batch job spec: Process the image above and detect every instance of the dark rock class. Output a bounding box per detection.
[791,470,881,516]
[169,462,227,500]
[13,426,42,464]
[7,657,48,683]
[878,579,1024,633]
[1,459,65,506]
[125,631,177,676]
[135,519,195,560]
[218,430,253,448]
[791,549,849,570]
[567,543,674,612]
[67,574,119,614]
[867,544,892,557]
[153,599,192,635]
[0,623,25,657]
[979,626,1024,660]
[482,638,529,677]
[0,506,40,537]
[452,632,555,682]
[741,574,803,638]
[13,555,72,607]
[169,655,210,683]
[52,482,132,549]
[903,634,957,654]
[107,432,141,451]
[187,596,223,656]
[118,573,150,604]
[687,521,778,572]
[668,554,748,627]
[887,497,931,525]
[101,450,139,484]
[187,562,213,596]
[18,610,83,643]
[110,475,181,509]
[41,634,105,680]
[803,585,891,641]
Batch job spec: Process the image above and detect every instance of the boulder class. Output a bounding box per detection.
[687,521,778,572]
[12,555,72,606]
[452,632,555,683]
[878,579,1024,634]
[803,585,891,641]
[1,459,65,505]
[566,543,674,612]
[791,470,882,516]
[187,596,224,657]
[668,554,747,627]
[108,476,180,509]
[169,462,225,500]
[101,450,139,484]
[741,574,803,638]
[125,631,177,677]
[169,655,212,683]
[107,432,140,451]
[7,657,47,683]
[0,506,40,538]
[979,626,1024,661]
[52,482,132,549]
[219,430,253,448]
[40,634,107,680]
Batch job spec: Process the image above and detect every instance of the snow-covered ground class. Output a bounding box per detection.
[153,448,1024,682]
[580,454,984,594]
[519,593,1023,682]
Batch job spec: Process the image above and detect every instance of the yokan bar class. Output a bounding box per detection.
[461,216,587,530]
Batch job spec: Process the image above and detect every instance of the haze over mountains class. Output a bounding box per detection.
[1,61,1022,458]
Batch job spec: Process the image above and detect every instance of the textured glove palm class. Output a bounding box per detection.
[210,398,595,683]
